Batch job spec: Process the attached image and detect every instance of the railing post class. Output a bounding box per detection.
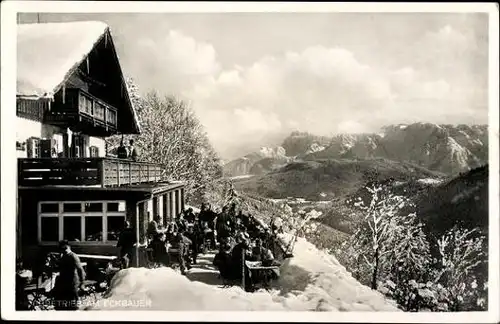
[138,162,142,183]
[100,159,105,188]
[128,162,132,185]
[117,161,121,186]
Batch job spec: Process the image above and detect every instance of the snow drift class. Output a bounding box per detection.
[92,234,399,311]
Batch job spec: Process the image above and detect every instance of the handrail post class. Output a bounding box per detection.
[117,161,121,186]
[128,162,132,185]
[100,159,105,188]
[138,162,142,183]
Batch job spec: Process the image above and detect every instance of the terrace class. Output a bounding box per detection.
[18,157,164,187]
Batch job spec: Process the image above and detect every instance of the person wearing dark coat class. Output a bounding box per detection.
[184,225,200,264]
[151,232,170,267]
[117,221,135,269]
[52,240,86,310]
[183,208,196,224]
[213,243,233,281]
[171,232,192,275]
[128,139,138,161]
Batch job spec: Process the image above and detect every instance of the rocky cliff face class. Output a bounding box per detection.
[306,123,488,175]
[223,146,289,176]
[224,123,488,177]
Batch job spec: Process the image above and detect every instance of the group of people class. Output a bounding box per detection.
[16,240,87,311]
[116,138,138,160]
[139,203,219,275]
[136,201,286,290]
[212,202,284,291]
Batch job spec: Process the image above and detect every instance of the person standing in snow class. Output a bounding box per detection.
[52,240,86,310]
[230,233,252,285]
[117,221,135,269]
[172,231,192,275]
[184,224,199,265]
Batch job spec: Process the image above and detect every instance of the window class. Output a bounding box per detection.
[89,146,100,158]
[85,216,103,241]
[38,201,127,243]
[95,102,105,120]
[41,203,59,214]
[40,217,59,242]
[63,203,82,213]
[63,217,81,241]
[107,109,117,125]
[107,202,126,212]
[27,138,41,158]
[79,93,93,115]
[84,202,102,212]
[107,215,126,241]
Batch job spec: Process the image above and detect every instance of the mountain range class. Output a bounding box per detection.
[223,123,488,177]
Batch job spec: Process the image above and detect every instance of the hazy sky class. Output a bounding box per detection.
[19,13,489,160]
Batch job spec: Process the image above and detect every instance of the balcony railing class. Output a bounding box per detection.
[44,88,118,134]
[18,158,163,187]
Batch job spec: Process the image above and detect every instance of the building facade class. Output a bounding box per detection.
[16,21,184,267]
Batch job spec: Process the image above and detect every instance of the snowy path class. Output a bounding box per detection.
[184,253,227,287]
[92,239,400,311]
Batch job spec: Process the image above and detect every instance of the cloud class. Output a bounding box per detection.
[133,26,487,159]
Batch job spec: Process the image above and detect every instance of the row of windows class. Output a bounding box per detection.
[40,202,126,214]
[39,201,127,243]
[40,214,126,242]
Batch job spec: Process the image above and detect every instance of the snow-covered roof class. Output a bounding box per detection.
[17,21,141,134]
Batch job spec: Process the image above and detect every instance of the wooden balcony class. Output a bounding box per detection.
[44,88,118,137]
[18,158,164,187]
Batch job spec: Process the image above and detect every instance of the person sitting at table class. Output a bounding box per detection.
[151,232,170,267]
[165,222,177,242]
[52,240,86,311]
[15,259,31,310]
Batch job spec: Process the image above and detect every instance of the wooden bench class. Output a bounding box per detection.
[76,254,117,262]
[245,260,280,271]
[244,260,280,290]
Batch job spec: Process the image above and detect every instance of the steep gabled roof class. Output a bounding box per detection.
[17,21,141,134]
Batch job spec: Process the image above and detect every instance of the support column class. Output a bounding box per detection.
[137,201,148,267]
[158,196,164,224]
[180,188,185,212]
[62,132,69,158]
[169,191,175,220]
[176,189,182,216]
[163,194,169,224]
[125,199,139,267]
[152,196,159,222]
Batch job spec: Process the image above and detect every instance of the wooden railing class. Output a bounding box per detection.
[18,158,163,187]
[43,88,118,132]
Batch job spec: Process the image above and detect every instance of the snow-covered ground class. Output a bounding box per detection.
[92,234,399,311]
[417,178,444,185]
[230,174,255,180]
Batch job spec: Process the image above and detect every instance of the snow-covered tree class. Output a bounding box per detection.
[342,185,430,290]
[108,78,223,204]
[431,227,487,311]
